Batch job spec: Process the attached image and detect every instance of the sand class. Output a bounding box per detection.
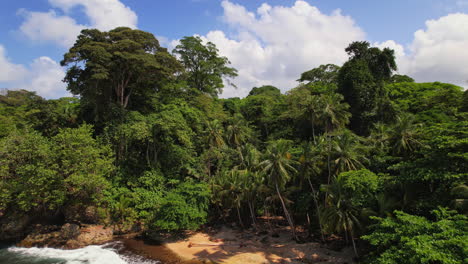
[162,227,355,264]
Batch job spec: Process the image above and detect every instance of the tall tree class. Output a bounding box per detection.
[298,141,325,240]
[388,113,422,156]
[173,36,238,97]
[298,64,340,85]
[332,129,368,175]
[61,27,181,124]
[259,140,299,241]
[315,93,351,184]
[337,41,397,134]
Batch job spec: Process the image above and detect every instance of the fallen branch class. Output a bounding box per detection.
[188,242,247,248]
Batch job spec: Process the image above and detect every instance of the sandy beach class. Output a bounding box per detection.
[123,226,355,264]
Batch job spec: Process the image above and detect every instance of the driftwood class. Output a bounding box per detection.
[188,242,247,248]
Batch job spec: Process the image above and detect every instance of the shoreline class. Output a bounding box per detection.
[6,225,355,264]
[121,227,355,264]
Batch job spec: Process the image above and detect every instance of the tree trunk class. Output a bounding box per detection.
[311,117,316,144]
[275,183,298,241]
[236,204,244,229]
[350,229,359,258]
[248,200,257,230]
[307,178,325,241]
[325,128,332,206]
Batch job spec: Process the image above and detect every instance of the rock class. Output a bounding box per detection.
[260,236,270,244]
[66,225,113,249]
[18,231,62,248]
[0,214,32,241]
[64,205,100,224]
[61,223,81,239]
[18,224,113,249]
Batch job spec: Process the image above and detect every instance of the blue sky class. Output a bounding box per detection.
[1,0,468,98]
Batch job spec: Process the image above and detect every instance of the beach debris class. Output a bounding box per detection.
[188,241,248,248]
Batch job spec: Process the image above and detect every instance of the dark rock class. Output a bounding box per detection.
[61,223,80,239]
[64,205,100,224]
[0,214,32,241]
[260,236,270,244]
[17,224,113,249]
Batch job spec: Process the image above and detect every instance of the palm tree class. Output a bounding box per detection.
[205,119,225,148]
[225,114,253,147]
[315,93,351,184]
[388,113,422,156]
[332,129,368,175]
[225,114,254,163]
[298,141,325,241]
[204,119,225,177]
[214,145,265,229]
[320,175,361,257]
[285,85,322,143]
[216,169,246,228]
[316,93,351,133]
[368,122,391,150]
[240,144,264,229]
[259,139,299,241]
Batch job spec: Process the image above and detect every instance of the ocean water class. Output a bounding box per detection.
[0,242,160,264]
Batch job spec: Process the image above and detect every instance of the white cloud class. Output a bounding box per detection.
[0,45,29,82]
[19,0,137,48]
[20,56,69,98]
[197,1,468,97]
[378,13,468,88]
[200,0,366,98]
[49,0,137,31]
[11,0,138,98]
[18,9,85,48]
[0,45,68,98]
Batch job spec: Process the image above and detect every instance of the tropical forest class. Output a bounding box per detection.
[0,27,467,264]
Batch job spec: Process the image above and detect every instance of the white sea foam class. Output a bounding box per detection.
[7,242,160,264]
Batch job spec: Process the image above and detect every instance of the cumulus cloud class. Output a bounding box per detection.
[0,45,29,82]
[19,57,69,98]
[0,45,68,98]
[196,1,468,97]
[378,13,468,88]
[10,0,138,98]
[19,0,137,48]
[201,0,365,97]
[18,9,85,48]
[49,0,137,31]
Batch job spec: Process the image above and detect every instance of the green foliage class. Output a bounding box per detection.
[53,125,114,203]
[0,130,60,212]
[390,74,414,83]
[0,90,79,137]
[0,125,114,215]
[248,85,281,97]
[153,179,211,231]
[298,64,340,85]
[386,82,464,123]
[335,169,379,206]
[338,41,397,134]
[242,87,287,140]
[1,30,466,263]
[61,27,181,125]
[363,208,468,264]
[173,36,238,97]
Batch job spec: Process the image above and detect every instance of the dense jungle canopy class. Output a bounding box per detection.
[1,28,467,263]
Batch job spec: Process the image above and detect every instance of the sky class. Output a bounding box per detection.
[1,0,468,98]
